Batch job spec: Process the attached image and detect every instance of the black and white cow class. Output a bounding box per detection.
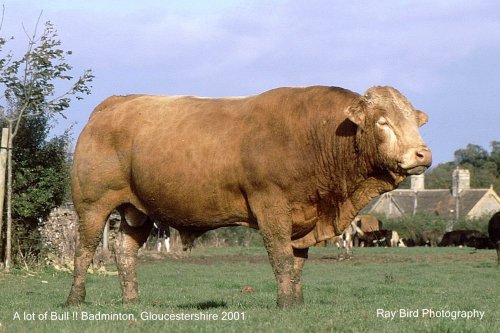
[355,229,393,247]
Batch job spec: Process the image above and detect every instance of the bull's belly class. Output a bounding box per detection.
[131,165,319,235]
[147,201,318,239]
[137,188,254,230]
[135,186,318,237]
[151,210,254,231]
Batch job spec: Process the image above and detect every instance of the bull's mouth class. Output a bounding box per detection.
[398,148,432,176]
[404,165,429,175]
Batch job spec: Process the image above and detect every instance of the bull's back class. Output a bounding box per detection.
[73,94,257,225]
[85,94,249,138]
[77,94,251,162]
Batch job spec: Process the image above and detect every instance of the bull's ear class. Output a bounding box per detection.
[344,99,366,128]
[416,110,428,127]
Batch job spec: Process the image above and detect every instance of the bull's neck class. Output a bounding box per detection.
[312,133,399,234]
[311,125,400,206]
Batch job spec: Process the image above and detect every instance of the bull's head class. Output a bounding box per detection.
[345,86,432,176]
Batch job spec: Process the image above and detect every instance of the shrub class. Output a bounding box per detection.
[379,213,490,241]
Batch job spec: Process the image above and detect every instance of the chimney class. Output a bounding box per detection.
[411,174,425,191]
[452,168,470,196]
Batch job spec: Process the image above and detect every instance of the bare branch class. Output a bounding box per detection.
[10,102,30,139]
[0,5,5,32]
[0,12,93,139]
[21,11,43,43]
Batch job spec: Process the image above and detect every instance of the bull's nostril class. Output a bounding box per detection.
[415,149,432,165]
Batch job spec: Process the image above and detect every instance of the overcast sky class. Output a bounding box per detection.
[2,0,499,165]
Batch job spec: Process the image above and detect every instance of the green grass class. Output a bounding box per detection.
[0,246,499,332]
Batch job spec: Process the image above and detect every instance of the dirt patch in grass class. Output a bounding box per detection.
[138,251,268,265]
[314,252,494,264]
[137,248,496,266]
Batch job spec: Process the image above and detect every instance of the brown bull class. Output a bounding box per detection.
[66,85,431,307]
[355,215,383,232]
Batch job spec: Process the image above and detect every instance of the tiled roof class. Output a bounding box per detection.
[362,188,492,219]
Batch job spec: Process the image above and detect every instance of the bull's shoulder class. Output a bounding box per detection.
[89,95,146,118]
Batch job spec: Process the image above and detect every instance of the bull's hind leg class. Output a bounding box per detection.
[291,248,308,304]
[114,205,153,303]
[66,204,111,305]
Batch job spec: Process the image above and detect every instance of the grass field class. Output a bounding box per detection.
[0,246,498,333]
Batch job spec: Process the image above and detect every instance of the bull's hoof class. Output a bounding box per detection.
[295,294,304,305]
[65,295,85,306]
[276,296,302,308]
[65,286,86,307]
[122,296,140,304]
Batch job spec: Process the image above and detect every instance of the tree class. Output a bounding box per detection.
[455,142,499,192]
[490,141,500,177]
[5,114,73,266]
[422,143,500,194]
[454,144,489,168]
[0,13,93,270]
[424,161,455,189]
[10,110,71,220]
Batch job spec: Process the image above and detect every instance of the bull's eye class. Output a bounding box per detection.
[376,118,389,127]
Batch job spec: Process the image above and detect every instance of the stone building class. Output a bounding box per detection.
[362,168,500,219]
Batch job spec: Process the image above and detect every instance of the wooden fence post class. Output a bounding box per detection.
[0,128,9,266]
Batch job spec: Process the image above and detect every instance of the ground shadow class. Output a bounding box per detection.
[178,300,227,310]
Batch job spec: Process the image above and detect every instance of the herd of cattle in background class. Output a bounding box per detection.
[147,210,500,266]
[330,211,500,265]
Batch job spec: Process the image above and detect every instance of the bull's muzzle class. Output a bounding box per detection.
[402,146,432,175]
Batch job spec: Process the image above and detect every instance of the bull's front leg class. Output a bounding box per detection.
[251,193,300,308]
[262,230,295,308]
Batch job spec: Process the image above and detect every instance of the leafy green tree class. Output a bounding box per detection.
[456,142,499,193]
[8,114,72,266]
[424,161,455,189]
[490,141,500,177]
[10,113,71,221]
[0,14,93,270]
[454,144,489,168]
[423,143,499,194]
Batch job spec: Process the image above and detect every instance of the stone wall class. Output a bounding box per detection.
[39,206,117,271]
[39,206,78,263]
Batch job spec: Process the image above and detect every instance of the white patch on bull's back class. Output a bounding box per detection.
[194,95,248,100]
[160,95,248,101]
